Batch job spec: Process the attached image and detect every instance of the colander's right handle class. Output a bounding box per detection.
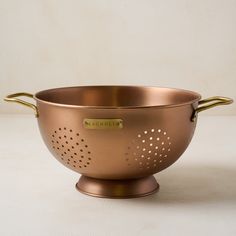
[4,92,38,117]
[191,96,233,121]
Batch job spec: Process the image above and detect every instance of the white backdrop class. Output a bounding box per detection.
[0,0,235,114]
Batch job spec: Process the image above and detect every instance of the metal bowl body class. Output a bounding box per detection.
[35,86,200,179]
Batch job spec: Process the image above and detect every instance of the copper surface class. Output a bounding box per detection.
[4,86,233,198]
[76,175,159,198]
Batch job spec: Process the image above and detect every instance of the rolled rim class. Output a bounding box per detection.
[34,85,201,109]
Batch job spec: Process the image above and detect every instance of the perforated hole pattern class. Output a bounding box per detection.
[125,128,171,170]
[51,127,91,169]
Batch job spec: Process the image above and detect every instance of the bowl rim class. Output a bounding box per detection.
[34,85,202,109]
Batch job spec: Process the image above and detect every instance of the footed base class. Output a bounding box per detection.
[76,175,159,198]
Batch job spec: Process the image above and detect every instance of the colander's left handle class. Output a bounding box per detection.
[4,92,39,117]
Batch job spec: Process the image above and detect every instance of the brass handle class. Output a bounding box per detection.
[191,96,233,121]
[4,92,39,117]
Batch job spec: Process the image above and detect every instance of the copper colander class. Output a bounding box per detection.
[4,86,233,198]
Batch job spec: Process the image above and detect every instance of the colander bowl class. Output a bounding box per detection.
[4,86,233,198]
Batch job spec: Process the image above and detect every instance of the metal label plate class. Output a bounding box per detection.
[83,118,123,129]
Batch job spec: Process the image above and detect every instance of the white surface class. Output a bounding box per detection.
[1,0,236,114]
[0,115,236,236]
